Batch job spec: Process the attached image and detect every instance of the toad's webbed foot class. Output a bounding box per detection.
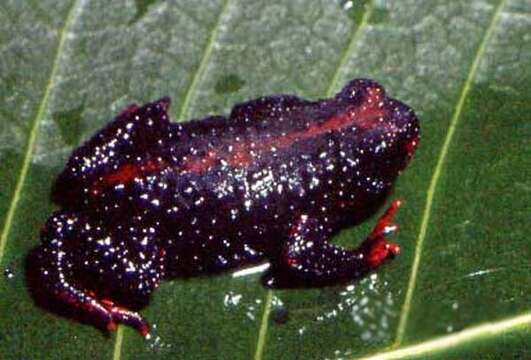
[262,200,402,288]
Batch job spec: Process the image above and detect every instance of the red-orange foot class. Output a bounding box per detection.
[101,299,150,337]
[362,200,402,268]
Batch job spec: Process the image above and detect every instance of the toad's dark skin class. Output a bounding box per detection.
[30,79,419,336]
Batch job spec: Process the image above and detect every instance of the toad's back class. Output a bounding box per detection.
[53,79,419,276]
[34,79,419,336]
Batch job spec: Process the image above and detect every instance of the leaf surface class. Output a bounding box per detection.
[0,0,529,359]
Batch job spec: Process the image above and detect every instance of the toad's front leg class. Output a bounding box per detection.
[262,201,402,288]
[28,211,165,336]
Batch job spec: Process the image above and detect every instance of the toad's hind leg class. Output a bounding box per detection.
[262,201,402,288]
[29,211,164,336]
[52,97,171,207]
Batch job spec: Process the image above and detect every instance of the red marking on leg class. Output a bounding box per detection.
[100,298,150,337]
[387,241,400,256]
[139,323,150,338]
[103,161,161,185]
[101,298,115,307]
[55,284,149,336]
[366,239,401,268]
[91,160,165,195]
[370,200,401,239]
[56,290,117,331]
[108,305,149,337]
[107,320,118,332]
[362,200,403,268]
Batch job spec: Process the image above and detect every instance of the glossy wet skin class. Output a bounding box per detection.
[30,79,419,335]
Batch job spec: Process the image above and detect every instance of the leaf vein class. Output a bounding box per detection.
[112,327,125,360]
[175,0,232,121]
[360,312,531,360]
[0,0,83,269]
[325,1,374,97]
[393,0,508,346]
[254,290,273,360]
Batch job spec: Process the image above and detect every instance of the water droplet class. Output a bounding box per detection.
[246,310,256,321]
[4,267,14,279]
[298,326,306,336]
[338,0,368,21]
[315,277,396,343]
[446,325,454,333]
[338,0,389,24]
[223,291,243,307]
[145,323,173,353]
[271,295,284,307]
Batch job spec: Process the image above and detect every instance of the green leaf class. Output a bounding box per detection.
[1,0,529,359]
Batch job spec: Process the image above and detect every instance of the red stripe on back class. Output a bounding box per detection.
[182,101,386,173]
